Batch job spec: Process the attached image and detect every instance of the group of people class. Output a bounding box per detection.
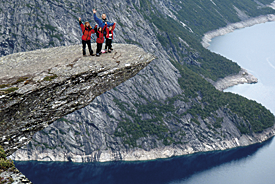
[79,9,116,57]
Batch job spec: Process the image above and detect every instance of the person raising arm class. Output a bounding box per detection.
[105,22,116,52]
[79,17,95,56]
[94,23,107,57]
[93,9,114,28]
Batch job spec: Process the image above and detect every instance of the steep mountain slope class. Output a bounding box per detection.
[0,44,154,157]
[3,0,275,161]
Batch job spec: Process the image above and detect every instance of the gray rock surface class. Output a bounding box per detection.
[0,168,32,184]
[2,0,275,164]
[1,1,275,183]
[10,106,275,162]
[0,44,154,156]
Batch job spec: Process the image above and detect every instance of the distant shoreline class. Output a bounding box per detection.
[206,68,258,91]
[202,14,275,48]
[10,124,275,163]
[202,14,275,91]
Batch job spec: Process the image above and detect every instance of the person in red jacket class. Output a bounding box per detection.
[105,22,116,53]
[79,17,95,56]
[94,23,107,57]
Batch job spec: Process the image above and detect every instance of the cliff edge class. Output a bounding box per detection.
[0,44,155,156]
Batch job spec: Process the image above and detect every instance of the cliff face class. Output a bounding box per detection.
[10,106,275,162]
[0,44,154,156]
[2,0,275,163]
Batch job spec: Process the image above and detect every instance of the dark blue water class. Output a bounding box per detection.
[15,22,275,184]
[14,138,273,184]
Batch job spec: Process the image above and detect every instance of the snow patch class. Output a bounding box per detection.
[178,37,189,47]
[268,1,275,9]
[180,21,186,27]
[180,21,194,33]
[210,0,217,6]
[233,5,249,20]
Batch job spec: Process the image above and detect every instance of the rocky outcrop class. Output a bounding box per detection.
[207,68,258,91]
[201,14,275,48]
[0,44,154,156]
[0,168,32,184]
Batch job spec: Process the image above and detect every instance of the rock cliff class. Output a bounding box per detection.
[2,0,275,164]
[0,167,32,184]
[10,107,275,162]
[0,44,154,156]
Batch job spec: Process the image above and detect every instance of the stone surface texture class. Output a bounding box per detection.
[0,44,154,156]
[10,110,275,162]
[1,0,274,165]
[209,69,258,91]
[0,168,32,184]
[1,0,275,183]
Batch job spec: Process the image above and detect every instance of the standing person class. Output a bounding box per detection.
[92,9,114,29]
[105,22,116,53]
[79,17,95,56]
[94,24,107,57]
[93,9,115,50]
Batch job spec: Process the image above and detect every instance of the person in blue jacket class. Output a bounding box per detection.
[93,9,114,29]
[93,9,115,50]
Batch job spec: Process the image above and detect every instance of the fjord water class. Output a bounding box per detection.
[15,22,275,184]
[208,21,275,114]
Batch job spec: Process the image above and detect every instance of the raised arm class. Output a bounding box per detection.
[93,9,103,26]
[112,22,116,30]
[79,17,85,32]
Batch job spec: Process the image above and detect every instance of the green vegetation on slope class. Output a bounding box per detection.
[113,97,184,147]
[173,61,275,133]
[139,0,275,37]
[0,146,15,172]
[114,63,275,147]
[137,0,275,81]
[172,0,275,36]
[149,13,241,81]
[113,0,275,147]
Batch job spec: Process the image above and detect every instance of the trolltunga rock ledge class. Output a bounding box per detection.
[0,43,155,156]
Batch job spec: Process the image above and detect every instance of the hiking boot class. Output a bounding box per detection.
[110,48,113,50]
[90,54,95,56]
